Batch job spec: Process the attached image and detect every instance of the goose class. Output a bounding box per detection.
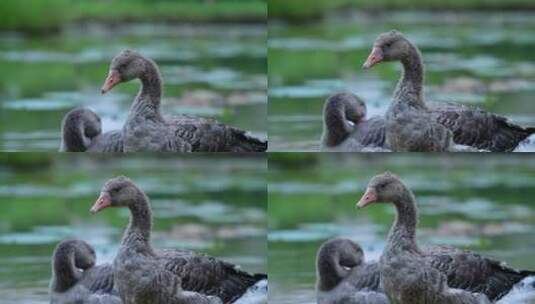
[90,176,267,304]
[357,172,535,302]
[362,31,535,152]
[100,50,267,152]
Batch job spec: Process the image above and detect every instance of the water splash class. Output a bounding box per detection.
[234,279,268,304]
[498,277,535,304]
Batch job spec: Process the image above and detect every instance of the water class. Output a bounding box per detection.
[0,154,267,303]
[235,279,268,304]
[0,23,267,151]
[268,153,535,303]
[268,11,535,151]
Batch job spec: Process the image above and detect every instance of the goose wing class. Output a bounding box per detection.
[168,115,267,152]
[158,249,266,303]
[425,245,535,300]
[431,103,535,152]
[88,130,124,152]
[81,264,116,294]
[354,116,386,148]
[344,262,382,291]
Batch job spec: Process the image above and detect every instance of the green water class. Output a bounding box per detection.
[268,11,535,151]
[0,23,267,151]
[0,154,267,303]
[268,153,535,303]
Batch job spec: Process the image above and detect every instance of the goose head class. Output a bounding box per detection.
[363,30,411,69]
[357,172,405,208]
[90,176,141,213]
[101,49,148,94]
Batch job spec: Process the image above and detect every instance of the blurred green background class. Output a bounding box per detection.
[0,0,266,33]
[0,153,266,303]
[268,153,535,303]
[269,0,535,22]
[0,0,267,151]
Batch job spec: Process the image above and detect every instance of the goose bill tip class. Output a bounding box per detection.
[356,188,377,209]
[90,192,111,214]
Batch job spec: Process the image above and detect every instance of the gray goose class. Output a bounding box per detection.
[357,172,535,303]
[60,108,123,152]
[362,31,535,152]
[100,50,267,152]
[90,176,266,304]
[320,92,387,152]
[50,239,121,304]
[316,238,389,304]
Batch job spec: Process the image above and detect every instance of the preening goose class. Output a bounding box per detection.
[60,108,123,152]
[316,238,388,304]
[50,239,121,304]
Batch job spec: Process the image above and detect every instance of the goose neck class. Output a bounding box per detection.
[139,59,162,103]
[62,117,90,152]
[387,189,419,251]
[323,96,362,146]
[123,192,153,250]
[317,251,348,291]
[51,247,80,292]
[394,43,425,108]
[129,58,163,120]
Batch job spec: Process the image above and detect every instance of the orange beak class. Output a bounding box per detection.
[356,187,377,209]
[362,47,383,69]
[90,192,111,214]
[101,70,121,94]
